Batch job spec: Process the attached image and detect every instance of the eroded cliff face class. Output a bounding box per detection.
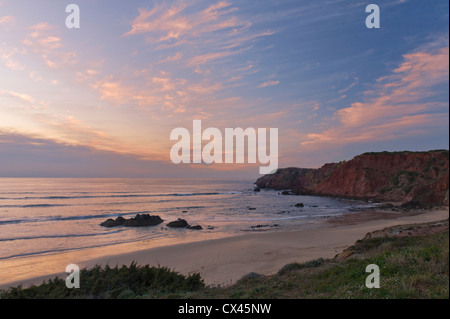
[255,150,449,206]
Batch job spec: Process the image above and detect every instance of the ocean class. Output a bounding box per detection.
[0,178,375,286]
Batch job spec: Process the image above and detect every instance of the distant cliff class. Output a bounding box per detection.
[255,150,449,207]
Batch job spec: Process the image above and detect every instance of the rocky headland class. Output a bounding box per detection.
[255,150,449,207]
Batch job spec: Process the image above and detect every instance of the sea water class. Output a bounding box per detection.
[0,178,375,286]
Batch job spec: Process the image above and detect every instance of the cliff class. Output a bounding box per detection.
[255,150,449,207]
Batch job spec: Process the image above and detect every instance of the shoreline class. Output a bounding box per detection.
[1,207,448,289]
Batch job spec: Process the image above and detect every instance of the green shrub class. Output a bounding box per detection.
[0,262,204,299]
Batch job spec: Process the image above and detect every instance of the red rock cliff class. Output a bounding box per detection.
[256,150,449,206]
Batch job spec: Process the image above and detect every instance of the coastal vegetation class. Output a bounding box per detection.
[190,220,449,299]
[0,263,204,299]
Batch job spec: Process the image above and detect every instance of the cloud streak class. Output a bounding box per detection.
[259,80,279,88]
[0,15,14,25]
[0,90,34,103]
[124,1,245,43]
[23,22,76,69]
[0,46,25,70]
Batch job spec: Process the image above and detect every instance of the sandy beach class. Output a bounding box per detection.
[1,207,448,290]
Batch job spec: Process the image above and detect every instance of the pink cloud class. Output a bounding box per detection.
[31,113,158,159]
[0,15,15,25]
[0,90,34,103]
[92,79,134,104]
[124,4,191,38]
[258,80,279,88]
[124,1,248,45]
[158,52,183,63]
[23,22,76,69]
[91,75,187,114]
[187,51,233,66]
[301,42,449,149]
[0,46,25,70]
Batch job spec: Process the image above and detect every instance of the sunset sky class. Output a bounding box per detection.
[0,0,449,178]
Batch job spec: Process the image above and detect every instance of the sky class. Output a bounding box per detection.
[0,0,449,178]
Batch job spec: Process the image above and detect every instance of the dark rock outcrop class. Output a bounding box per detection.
[100,218,120,228]
[187,225,203,230]
[167,218,189,228]
[101,215,204,230]
[166,218,203,230]
[100,214,164,227]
